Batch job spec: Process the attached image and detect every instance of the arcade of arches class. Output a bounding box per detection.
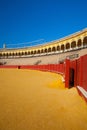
[0,35,87,58]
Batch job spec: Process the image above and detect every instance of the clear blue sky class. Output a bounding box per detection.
[0,0,87,48]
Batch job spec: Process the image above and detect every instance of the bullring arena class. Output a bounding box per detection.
[0,28,87,130]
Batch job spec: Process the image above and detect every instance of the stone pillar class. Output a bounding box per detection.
[81,36,84,48]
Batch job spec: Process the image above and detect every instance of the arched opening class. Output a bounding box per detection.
[44,48,47,53]
[66,43,70,49]
[52,46,56,52]
[17,52,19,56]
[9,53,11,56]
[71,41,76,48]
[22,52,24,55]
[25,52,27,55]
[37,50,40,54]
[83,36,87,46]
[12,53,14,56]
[57,45,60,51]
[31,51,34,55]
[28,51,30,55]
[7,53,10,56]
[3,53,5,56]
[41,49,43,53]
[61,44,64,51]
[0,53,3,58]
[48,47,51,52]
[3,53,5,57]
[77,39,82,47]
[18,52,20,56]
[13,53,16,56]
[5,53,8,57]
[34,50,36,54]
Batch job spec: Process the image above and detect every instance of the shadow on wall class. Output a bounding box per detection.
[69,68,74,88]
[0,61,7,65]
[34,60,42,65]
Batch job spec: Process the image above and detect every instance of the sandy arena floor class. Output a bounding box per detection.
[0,69,87,130]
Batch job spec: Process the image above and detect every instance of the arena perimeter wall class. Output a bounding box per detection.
[0,54,87,102]
[65,55,87,102]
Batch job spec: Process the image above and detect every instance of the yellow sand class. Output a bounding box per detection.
[0,69,87,130]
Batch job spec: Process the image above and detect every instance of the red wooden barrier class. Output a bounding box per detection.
[65,59,70,88]
[0,65,18,69]
[1,54,87,102]
[78,55,87,91]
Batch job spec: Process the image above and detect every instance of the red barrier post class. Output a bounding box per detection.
[65,59,70,88]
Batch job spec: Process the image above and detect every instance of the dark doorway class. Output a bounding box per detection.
[69,68,74,88]
[18,66,21,69]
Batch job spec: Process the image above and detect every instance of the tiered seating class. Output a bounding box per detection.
[0,47,87,65]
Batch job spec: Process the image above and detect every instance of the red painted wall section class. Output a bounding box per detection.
[76,58,83,87]
[0,63,65,76]
[76,58,80,86]
[76,55,87,91]
[80,55,87,91]
[65,59,70,88]
[76,55,87,102]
